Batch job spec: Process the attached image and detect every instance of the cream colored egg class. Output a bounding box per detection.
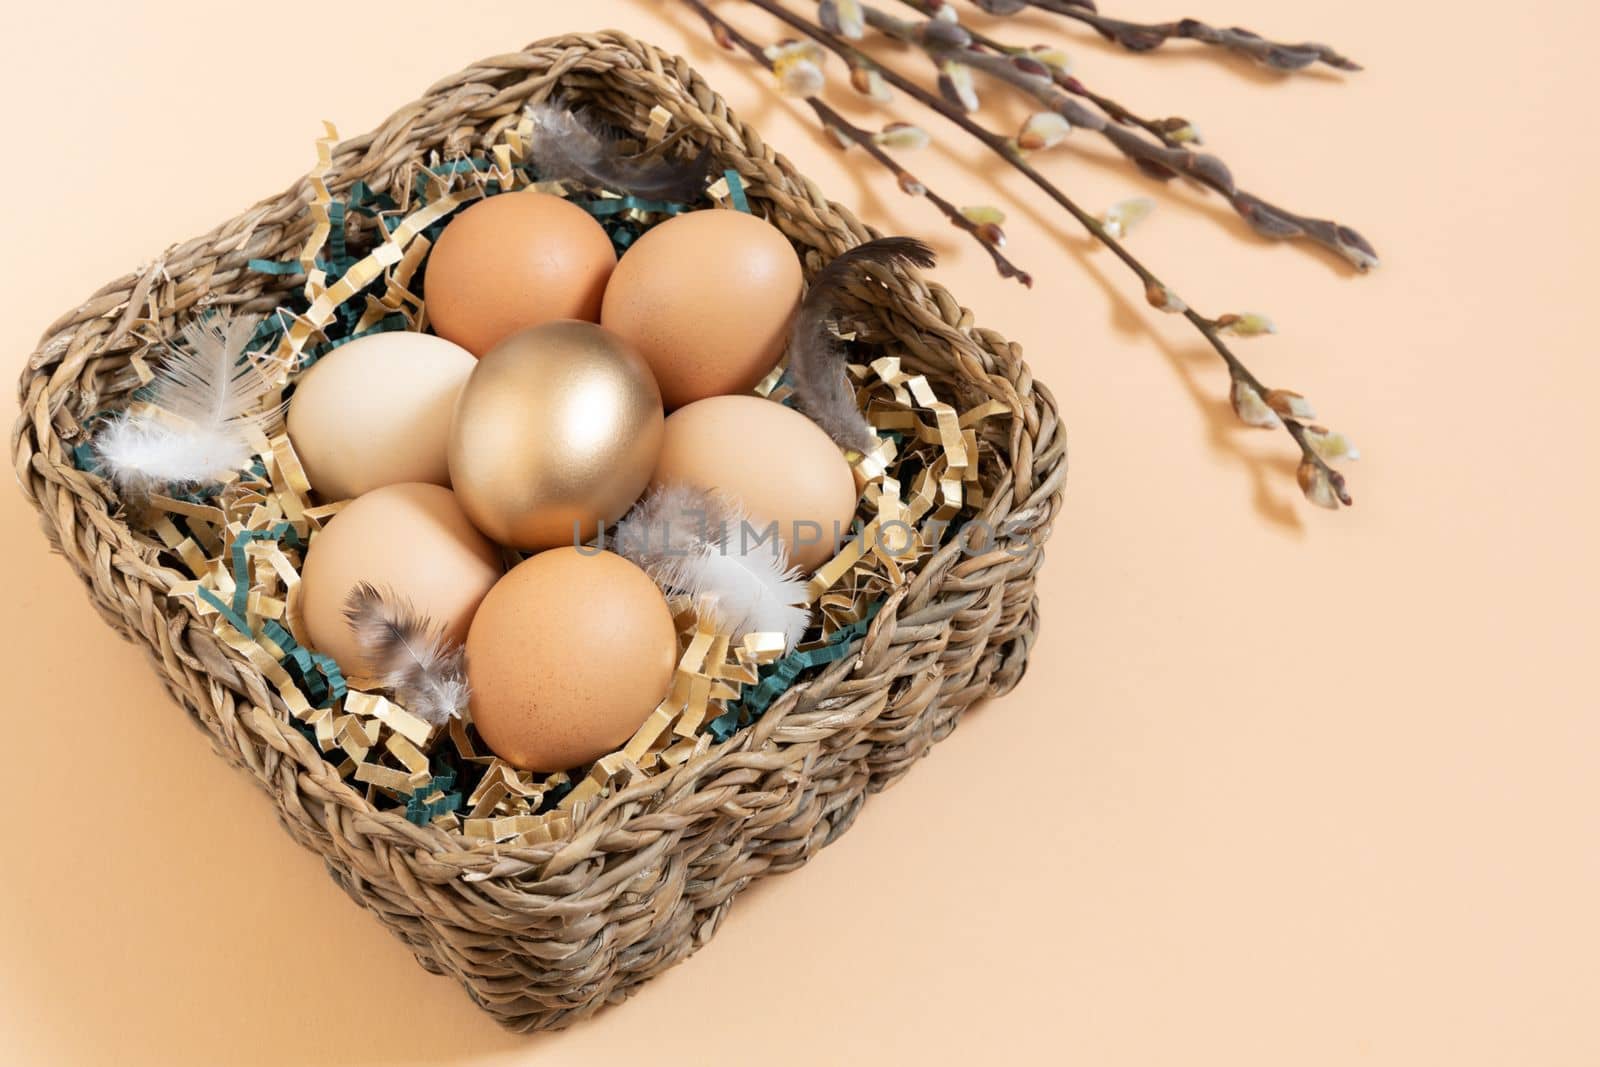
[287,332,476,501]
[466,548,678,772]
[299,482,503,678]
[652,395,859,571]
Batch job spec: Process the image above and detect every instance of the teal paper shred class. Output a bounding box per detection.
[708,602,884,741]
[263,618,346,708]
[195,586,252,639]
[405,760,463,825]
[228,522,299,623]
[577,196,690,218]
[281,644,346,708]
[327,198,348,267]
[722,168,751,213]
[344,180,396,218]
[71,441,100,474]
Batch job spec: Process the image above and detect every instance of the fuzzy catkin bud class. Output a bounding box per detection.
[1297,460,1343,509]
[1303,426,1359,462]
[1104,197,1155,239]
[875,122,929,151]
[1029,44,1072,72]
[765,41,826,97]
[1230,379,1282,428]
[1144,281,1187,314]
[1215,312,1276,337]
[819,0,866,39]
[1018,112,1071,151]
[1266,389,1315,420]
[938,61,980,112]
[851,65,893,102]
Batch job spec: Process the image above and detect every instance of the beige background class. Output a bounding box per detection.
[2,1,1595,1064]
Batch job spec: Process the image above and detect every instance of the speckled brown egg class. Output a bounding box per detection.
[424,191,617,356]
[652,394,859,572]
[600,208,802,408]
[299,482,503,678]
[466,548,678,772]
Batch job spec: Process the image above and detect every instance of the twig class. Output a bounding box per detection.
[986,0,1362,73]
[682,0,1033,285]
[914,1,1192,146]
[717,0,1353,506]
[873,1,1379,270]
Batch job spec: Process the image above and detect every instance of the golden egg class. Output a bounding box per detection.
[652,395,859,572]
[424,192,616,356]
[466,548,678,772]
[448,320,664,550]
[299,482,503,678]
[601,209,803,409]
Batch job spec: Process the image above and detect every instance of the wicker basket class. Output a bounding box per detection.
[11,30,1065,1030]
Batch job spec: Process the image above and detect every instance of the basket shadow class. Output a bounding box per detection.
[0,495,530,1064]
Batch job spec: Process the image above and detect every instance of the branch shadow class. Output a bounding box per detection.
[986,179,1308,530]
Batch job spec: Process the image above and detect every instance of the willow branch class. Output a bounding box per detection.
[918,3,1190,145]
[981,0,1362,73]
[682,0,1032,286]
[876,1,1378,270]
[729,0,1354,505]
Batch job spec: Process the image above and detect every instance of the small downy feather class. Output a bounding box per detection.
[343,583,470,727]
[613,484,811,651]
[94,313,281,493]
[527,103,713,202]
[787,237,937,454]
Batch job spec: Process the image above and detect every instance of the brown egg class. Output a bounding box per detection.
[653,395,859,571]
[448,321,664,550]
[601,208,802,409]
[299,482,502,677]
[424,192,616,356]
[466,548,678,772]
[286,331,476,501]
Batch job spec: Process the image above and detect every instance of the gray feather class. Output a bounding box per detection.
[343,582,470,727]
[787,237,936,453]
[527,103,713,202]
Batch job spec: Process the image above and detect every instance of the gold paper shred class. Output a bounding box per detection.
[302,501,347,526]
[355,762,419,794]
[245,592,285,620]
[350,691,434,749]
[753,361,786,398]
[149,495,226,527]
[466,779,509,820]
[384,733,430,776]
[622,707,675,764]
[960,397,1011,427]
[298,122,339,284]
[149,515,184,550]
[646,105,672,144]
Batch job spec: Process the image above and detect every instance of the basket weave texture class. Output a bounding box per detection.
[12,31,1065,1030]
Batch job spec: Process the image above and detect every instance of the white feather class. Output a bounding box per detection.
[94,313,280,492]
[614,484,812,651]
[673,541,811,652]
